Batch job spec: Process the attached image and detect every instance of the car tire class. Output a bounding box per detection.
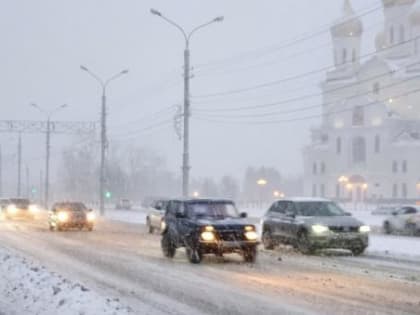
[297,231,314,255]
[161,232,176,258]
[243,246,257,263]
[383,221,392,235]
[146,218,154,234]
[186,247,202,264]
[262,229,275,250]
[351,246,366,256]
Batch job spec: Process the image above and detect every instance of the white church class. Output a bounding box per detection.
[303,0,420,203]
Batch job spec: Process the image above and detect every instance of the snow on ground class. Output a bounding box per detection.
[367,234,420,260]
[0,246,133,315]
[104,206,147,225]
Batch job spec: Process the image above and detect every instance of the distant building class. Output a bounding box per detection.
[303,0,420,203]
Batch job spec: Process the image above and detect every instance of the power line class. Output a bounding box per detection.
[193,86,420,126]
[192,34,420,99]
[193,61,420,116]
[194,3,381,72]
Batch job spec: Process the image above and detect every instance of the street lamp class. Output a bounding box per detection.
[80,65,128,216]
[151,8,223,198]
[30,103,67,208]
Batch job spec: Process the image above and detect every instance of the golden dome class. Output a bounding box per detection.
[331,0,363,37]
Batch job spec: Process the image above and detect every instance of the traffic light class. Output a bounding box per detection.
[105,191,112,199]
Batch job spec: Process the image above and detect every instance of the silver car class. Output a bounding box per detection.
[261,198,370,255]
[383,205,420,235]
[145,199,168,234]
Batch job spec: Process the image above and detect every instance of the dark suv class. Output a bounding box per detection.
[161,199,258,264]
[261,198,369,255]
[49,202,95,231]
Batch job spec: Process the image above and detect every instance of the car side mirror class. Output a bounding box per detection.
[240,212,248,218]
[285,212,296,219]
[344,212,352,216]
[155,205,162,211]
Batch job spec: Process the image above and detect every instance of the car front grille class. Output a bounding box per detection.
[329,226,359,233]
[218,230,245,241]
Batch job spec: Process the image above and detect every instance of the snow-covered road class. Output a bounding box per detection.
[1,214,420,315]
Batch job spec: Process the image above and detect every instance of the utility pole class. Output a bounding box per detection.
[17,133,22,197]
[151,9,223,198]
[80,65,128,216]
[25,165,29,198]
[39,170,43,206]
[30,103,67,209]
[45,117,51,207]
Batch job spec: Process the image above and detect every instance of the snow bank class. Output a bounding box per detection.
[0,247,132,315]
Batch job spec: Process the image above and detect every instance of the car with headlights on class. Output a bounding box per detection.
[161,199,258,264]
[146,198,169,233]
[2,198,39,220]
[383,205,420,235]
[49,202,95,231]
[261,198,369,255]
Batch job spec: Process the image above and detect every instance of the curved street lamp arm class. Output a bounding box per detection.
[104,70,129,88]
[187,18,222,43]
[80,66,106,88]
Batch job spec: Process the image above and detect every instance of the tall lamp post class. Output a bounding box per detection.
[80,66,128,216]
[30,103,67,208]
[150,9,223,198]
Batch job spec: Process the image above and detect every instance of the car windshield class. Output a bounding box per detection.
[187,202,239,219]
[10,199,30,207]
[295,201,346,217]
[61,203,87,212]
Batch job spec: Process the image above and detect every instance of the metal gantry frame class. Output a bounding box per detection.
[0,119,96,207]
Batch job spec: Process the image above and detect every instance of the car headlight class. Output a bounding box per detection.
[311,224,329,234]
[244,225,255,232]
[245,231,258,241]
[160,220,166,231]
[359,225,370,233]
[29,205,39,213]
[57,212,69,222]
[7,204,17,214]
[86,212,95,222]
[201,231,216,242]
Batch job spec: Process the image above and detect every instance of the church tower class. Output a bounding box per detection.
[330,0,363,71]
[382,0,415,58]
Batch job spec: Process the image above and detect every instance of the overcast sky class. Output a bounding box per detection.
[0,0,383,191]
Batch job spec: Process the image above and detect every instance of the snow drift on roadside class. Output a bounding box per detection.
[0,247,133,315]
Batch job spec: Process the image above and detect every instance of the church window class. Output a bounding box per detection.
[390,26,395,44]
[352,49,356,63]
[392,161,398,173]
[336,137,342,154]
[373,82,380,94]
[393,184,398,198]
[352,137,366,164]
[399,25,405,43]
[374,135,381,153]
[321,162,326,174]
[352,106,364,126]
[321,184,326,197]
[313,163,317,175]
[342,48,347,64]
[402,160,407,173]
[402,183,407,198]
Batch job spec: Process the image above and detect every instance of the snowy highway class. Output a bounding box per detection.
[1,214,420,315]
